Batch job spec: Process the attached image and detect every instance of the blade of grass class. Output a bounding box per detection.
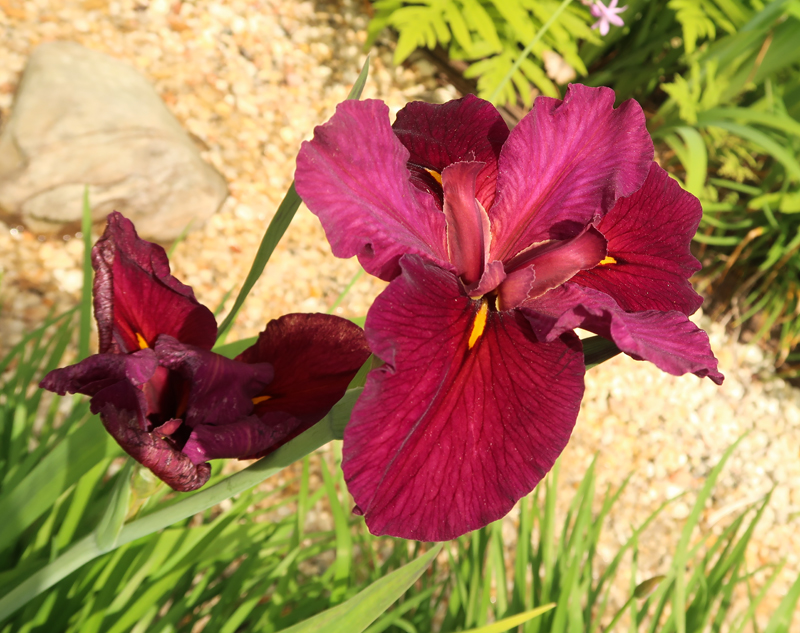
[279,544,442,633]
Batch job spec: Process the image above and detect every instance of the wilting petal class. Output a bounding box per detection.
[182,415,284,463]
[40,349,157,400]
[489,85,653,261]
[522,284,724,384]
[93,212,217,354]
[154,335,273,428]
[343,255,585,541]
[236,313,371,458]
[296,100,450,280]
[498,226,607,309]
[442,161,490,286]
[94,382,211,491]
[392,95,509,209]
[572,163,704,314]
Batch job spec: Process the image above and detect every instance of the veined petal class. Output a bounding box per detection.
[93,212,217,354]
[295,100,450,281]
[40,349,157,401]
[442,161,490,286]
[182,415,283,463]
[343,255,585,541]
[154,335,273,428]
[522,284,724,384]
[489,85,653,262]
[392,95,509,209]
[572,163,704,314]
[236,313,371,458]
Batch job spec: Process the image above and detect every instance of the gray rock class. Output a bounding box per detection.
[0,41,227,240]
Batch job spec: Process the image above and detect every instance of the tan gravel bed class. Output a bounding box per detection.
[0,0,797,630]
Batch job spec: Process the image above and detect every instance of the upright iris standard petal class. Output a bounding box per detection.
[343,255,585,541]
[236,313,371,458]
[295,99,450,281]
[522,284,723,384]
[489,84,653,261]
[93,212,217,353]
[572,163,704,314]
[392,95,509,209]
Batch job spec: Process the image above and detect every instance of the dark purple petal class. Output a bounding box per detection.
[93,212,217,354]
[489,85,653,262]
[236,313,371,459]
[40,349,157,399]
[154,335,273,428]
[522,284,724,384]
[392,95,509,209]
[497,226,607,310]
[182,415,287,463]
[442,161,490,286]
[343,255,586,541]
[572,163,704,314]
[295,100,450,281]
[94,383,211,491]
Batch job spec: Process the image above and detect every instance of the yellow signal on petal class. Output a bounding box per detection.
[468,301,489,350]
[252,395,272,405]
[136,332,149,349]
[599,256,617,266]
[424,168,442,185]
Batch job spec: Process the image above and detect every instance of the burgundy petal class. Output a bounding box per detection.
[498,226,607,310]
[236,313,371,458]
[40,349,157,400]
[442,161,490,286]
[295,100,450,281]
[182,415,286,463]
[489,85,653,262]
[154,335,273,428]
[522,284,724,384]
[94,382,211,491]
[572,163,704,314]
[93,212,217,354]
[343,255,586,541]
[392,95,509,209]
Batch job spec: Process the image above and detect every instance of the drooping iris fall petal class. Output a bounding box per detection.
[522,284,723,384]
[93,212,218,354]
[572,163,704,314]
[343,255,585,541]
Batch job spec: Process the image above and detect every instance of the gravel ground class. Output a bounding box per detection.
[0,1,798,630]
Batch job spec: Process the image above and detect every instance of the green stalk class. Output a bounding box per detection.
[488,0,574,105]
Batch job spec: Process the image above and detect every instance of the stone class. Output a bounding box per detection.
[0,41,227,241]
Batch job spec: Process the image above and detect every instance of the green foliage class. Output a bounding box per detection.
[367,0,600,106]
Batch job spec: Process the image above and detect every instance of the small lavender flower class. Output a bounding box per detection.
[591,0,627,36]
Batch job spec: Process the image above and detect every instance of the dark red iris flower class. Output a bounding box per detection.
[41,212,370,491]
[295,84,723,541]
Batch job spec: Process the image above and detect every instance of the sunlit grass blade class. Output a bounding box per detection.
[461,604,556,633]
[279,544,442,633]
